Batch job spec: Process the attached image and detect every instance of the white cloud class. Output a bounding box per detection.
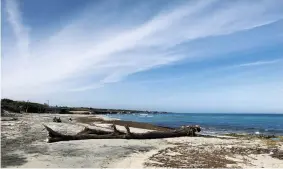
[232,59,283,68]
[5,0,30,60]
[2,0,283,98]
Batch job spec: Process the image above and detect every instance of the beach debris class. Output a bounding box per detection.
[52,117,62,123]
[271,150,283,160]
[43,124,201,143]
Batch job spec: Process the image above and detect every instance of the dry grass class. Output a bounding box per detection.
[224,133,281,140]
[144,146,238,168]
[144,143,281,168]
[278,136,283,142]
[263,139,278,148]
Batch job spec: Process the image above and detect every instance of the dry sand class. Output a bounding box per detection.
[1,112,283,168]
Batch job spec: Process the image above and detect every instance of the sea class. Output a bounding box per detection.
[105,113,283,136]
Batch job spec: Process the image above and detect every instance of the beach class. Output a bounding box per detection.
[1,112,283,168]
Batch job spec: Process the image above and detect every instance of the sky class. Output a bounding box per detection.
[1,0,283,113]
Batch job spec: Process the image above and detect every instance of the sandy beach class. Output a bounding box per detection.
[1,112,283,168]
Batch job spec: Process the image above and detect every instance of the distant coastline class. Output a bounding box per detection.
[1,98,169,115]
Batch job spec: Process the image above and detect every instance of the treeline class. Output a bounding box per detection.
[1,98,48,113]
[69,107,144,113]
[1,98,168,114]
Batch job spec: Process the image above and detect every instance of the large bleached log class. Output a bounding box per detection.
[43,125,200,143]
[123,125,200,139]
[44,125,125,143]
[76,124,126,135]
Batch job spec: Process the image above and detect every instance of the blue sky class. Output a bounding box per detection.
[1,0,283,113]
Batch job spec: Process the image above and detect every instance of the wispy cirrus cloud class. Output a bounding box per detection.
[232,59,283,68]
[2,0,283,99]
[5,0,30,59]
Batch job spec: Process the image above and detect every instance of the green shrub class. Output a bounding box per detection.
[1,98,47,113]
[59,108,70,114]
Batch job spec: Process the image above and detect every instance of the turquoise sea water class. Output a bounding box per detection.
[105,113,283,135]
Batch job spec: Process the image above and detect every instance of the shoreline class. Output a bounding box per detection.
[1,112,283,168]
[96,113,283,138]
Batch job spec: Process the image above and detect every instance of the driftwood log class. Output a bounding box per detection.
[43,124,201,143]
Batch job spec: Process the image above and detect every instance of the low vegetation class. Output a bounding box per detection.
[263,139,278,148]
[224,133,279,139]
[145,144,283,168]
[1,98,47,113]
[1,98,168,114]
